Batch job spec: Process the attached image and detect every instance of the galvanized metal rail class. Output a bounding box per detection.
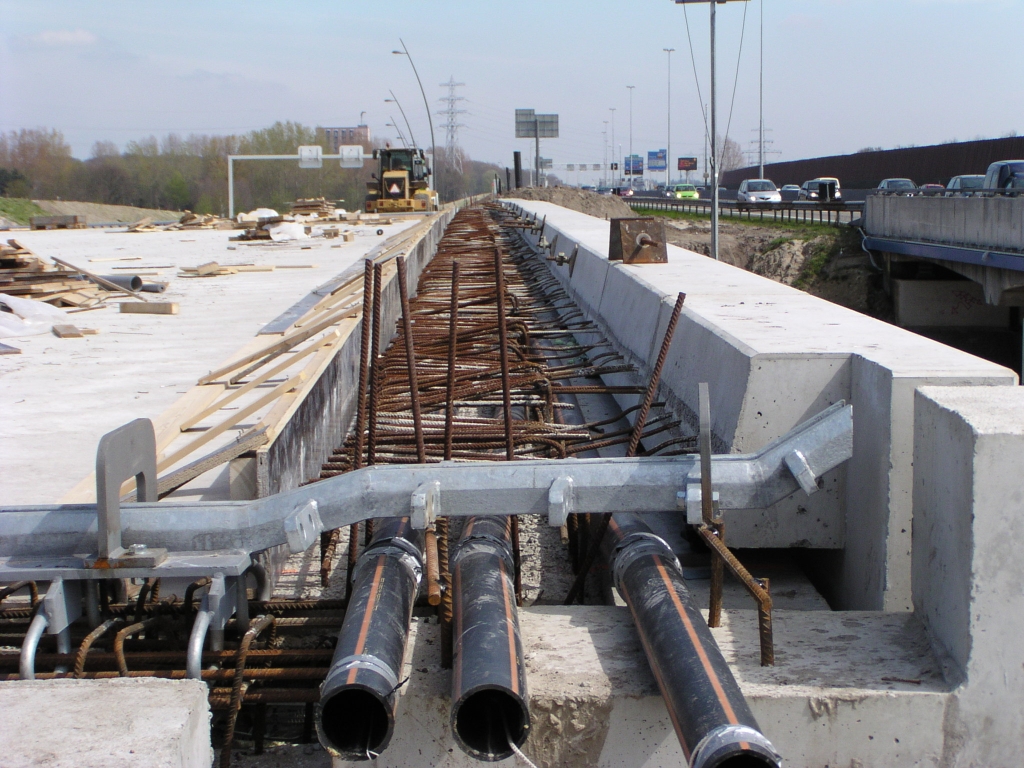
[628,196,863,225]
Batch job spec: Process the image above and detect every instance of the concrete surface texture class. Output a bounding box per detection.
[913,386,1024,767]
[892,278,1009,327]
[865,195,1024,253]
[330,606,950,768]
[0,678,212,767]
[0,221,416,505]
[505,199,1016,614]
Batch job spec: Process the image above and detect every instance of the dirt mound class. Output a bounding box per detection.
[33,200,181,224]
[504,187,633,219]
[662,219,780,269]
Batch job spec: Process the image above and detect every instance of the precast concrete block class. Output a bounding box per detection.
[913,386,1024,767]
[0,678,212,768]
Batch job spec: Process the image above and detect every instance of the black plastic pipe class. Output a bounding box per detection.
[450,516,530,761]
[99,274,143,291]
[316,518,423,761]
[605,514,781,768]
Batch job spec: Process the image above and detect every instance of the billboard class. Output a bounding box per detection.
[648,149,667,172]
[515,109,559,139]
[625,155,644,176]
[678,157,699,171]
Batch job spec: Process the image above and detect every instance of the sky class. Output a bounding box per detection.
[1,0,1021,182]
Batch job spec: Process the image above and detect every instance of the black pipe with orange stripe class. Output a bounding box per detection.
[450,515,531,761]
[315,518,423,761]
[606,514,781,768]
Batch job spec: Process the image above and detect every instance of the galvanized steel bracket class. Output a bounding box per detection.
[784,449,819,495]
[284,500,324,553]
[547,475,575,527]
[411,481,440,530]
[681,485,721,526]
[41,577,82,635]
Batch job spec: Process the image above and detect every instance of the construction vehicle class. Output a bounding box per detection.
[365,147,439,213]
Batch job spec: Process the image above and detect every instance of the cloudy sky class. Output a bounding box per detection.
[1,0,1020,179]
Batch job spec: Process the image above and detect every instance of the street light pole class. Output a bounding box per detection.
[627,85,635,185]
[664,48,674,186]
[386,119,408,148]
[392,39,436,187]
[759,0,764,180]
[609,108,617,183]
[385,91,417,149]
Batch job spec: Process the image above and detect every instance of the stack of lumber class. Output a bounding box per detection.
[290,198,336,218]
[0,240,107,308]
[126,211,233,233]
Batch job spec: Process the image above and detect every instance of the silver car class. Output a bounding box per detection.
[737,179,781,205]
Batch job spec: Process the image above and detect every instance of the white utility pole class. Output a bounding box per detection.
[627,86,635,184]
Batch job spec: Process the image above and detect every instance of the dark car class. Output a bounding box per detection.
[611,186,634,197]
[983,161,1024,195]
[945,175,985,196]
[798,177,842,202]
[877,178,919,195]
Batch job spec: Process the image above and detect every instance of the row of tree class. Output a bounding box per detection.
[0,123,504,214]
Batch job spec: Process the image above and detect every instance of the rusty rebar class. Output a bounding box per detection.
[221,615,276,768]
[444,261,460,461]
[397,256,426,464]
[367,262,384,465]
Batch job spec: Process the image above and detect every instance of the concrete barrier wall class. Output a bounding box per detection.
[913,386,1024,766]
[257,210,455,496]
[507,200,1016,610]
[865,195,1024,252]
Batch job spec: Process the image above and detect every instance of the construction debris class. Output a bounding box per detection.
[290,197,337,218]
[0,240,108,309]
[51,324,98,338]
[125,211,233,233]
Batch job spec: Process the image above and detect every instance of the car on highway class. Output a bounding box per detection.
[737,179,781,205]
[610,186,634,197]
[781,184,801,193]
[877,178,918,195]
[920,183,945,194]
[983,160,1024,194]
[596,186,613,196]
[945,175,985,196]
[667,183,700,200]
[798,177,843,201]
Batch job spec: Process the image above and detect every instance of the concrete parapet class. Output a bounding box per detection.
[505,200,1016,611]
[913,386,1024,767]
[0,678,212,767]
[335,606,949,768]
[866,195,1024,253]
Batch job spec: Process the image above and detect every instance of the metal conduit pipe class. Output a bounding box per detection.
[316,518,423,761]
[19,611,49,680]
[605,514,781,768]
[450,516,530,761]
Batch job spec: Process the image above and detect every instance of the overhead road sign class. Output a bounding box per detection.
[648,149,667,173]
[625,155,644,176]
[515,109,560,139]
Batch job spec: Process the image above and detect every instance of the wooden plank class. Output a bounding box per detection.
[197,304,358,385]
[52,324,84,338]
[179,329,340,431]
[158,372,306,472]
[50,257,149,301]
[0,342,20,355]
[120,302,179,315]
[196,261,221,276]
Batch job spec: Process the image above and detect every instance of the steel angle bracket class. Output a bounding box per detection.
[547,475,575,527]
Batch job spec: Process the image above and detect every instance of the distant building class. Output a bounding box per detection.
[322,126,370,153]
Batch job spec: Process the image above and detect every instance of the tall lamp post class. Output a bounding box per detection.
[392,39,437,189]
[663,49,674,186]
[609,108,617,184]
[626,86,635,186]
[674,0,747,262]
[385,91,417,149]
